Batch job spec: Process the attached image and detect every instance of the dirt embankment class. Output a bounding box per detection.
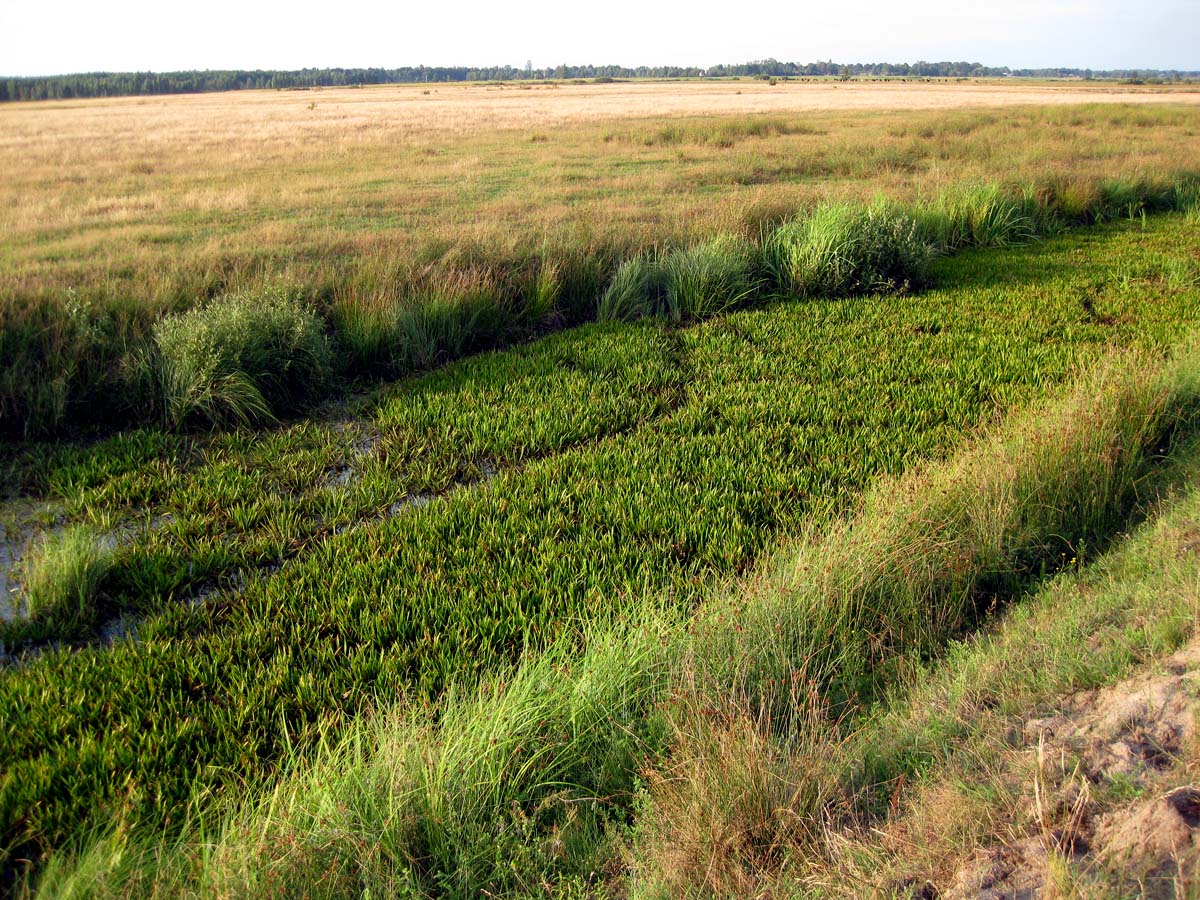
[944,641,1199,899]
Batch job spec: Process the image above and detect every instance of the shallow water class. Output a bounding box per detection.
[0,538,25,623]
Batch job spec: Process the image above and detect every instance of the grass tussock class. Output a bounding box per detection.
[764,201,934,297]
[626,684,832,899]
[143,289,332,429]
[915,182,1037,249]
[33,333,1200,898]
[599,236,759,323]
[22,525,112,622]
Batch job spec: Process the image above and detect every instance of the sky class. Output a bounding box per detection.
[0,0,1196,77]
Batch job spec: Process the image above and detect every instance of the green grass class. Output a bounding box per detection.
[20,526,113,623]
[765,201,934,296]
[25,314,1200,900]
[0,213,1197,880]
[597,235,760,322]
[3,168,1197,437]
[142,288,333,429]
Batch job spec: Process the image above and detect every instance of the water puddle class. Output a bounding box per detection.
[0,504,167,633]
[1,455,501,666]
[0,505,54,625]
[381,458,497,519]
[0,539,26,624]
[99,613,139,645]
[387,491,436,517]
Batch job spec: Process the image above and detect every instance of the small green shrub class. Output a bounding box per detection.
[23,525,112,622]
[765,203,934,297]
[148,289,332,429]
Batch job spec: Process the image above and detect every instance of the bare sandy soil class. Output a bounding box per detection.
[946,640,1200,899]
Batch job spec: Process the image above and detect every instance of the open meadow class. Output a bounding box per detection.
[2,80,1200,896]
[3,80,1200,435]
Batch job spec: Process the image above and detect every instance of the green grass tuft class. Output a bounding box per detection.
[22,525,112,622]
[765,202,933,297]
[915,183,1036,250]
[655,235,760,322]
[597,252,659,322]
[145,289,332,429]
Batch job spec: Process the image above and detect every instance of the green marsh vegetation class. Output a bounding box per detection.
[19,526,113,623]
[3,169,1199,438]
[4,93,1200,895]
[2,208,1199,892]
[25,327,1200,899]
[140,289,333,429]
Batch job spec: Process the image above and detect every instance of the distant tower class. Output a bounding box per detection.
[525,59,533,79]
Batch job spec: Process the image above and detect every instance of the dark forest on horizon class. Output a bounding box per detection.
[4,59,1198,102]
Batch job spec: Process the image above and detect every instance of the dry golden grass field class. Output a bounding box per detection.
[3,79,1199,306]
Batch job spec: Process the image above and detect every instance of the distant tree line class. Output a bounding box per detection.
[2,61,1196,102]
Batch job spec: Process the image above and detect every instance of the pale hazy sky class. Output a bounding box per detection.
[0,0,1196,77]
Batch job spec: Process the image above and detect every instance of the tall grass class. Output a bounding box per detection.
[914,183,1036,249]
[596,253,659,322]
[34,335,1200,898]
[597,236,759,323]
[1176,178,1200,225]
[656,235,760,321]
[764,202,934,297]
[143,289,332,429]
[4,172,1199,438]
[35,609,680,899]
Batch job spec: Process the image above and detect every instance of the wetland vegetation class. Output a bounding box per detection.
[2,82,1200,897]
